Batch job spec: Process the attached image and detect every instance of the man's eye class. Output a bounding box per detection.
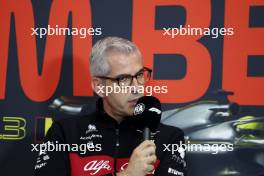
[136,72,144,78]
[119,76,130,82]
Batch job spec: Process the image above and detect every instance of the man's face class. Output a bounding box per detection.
[102,51,144,118]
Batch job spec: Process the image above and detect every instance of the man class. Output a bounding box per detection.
[34,37,187,176]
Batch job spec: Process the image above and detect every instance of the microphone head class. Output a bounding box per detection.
[133,96,162,131]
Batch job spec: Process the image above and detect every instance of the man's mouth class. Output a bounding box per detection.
[128,99,138,105]
[128,97,141,106]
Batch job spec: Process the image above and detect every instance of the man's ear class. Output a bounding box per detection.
[91,77,105,98]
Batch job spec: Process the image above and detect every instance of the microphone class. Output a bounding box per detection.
[133,96,162,140]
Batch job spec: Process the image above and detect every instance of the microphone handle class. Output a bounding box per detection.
[143,127,151,140]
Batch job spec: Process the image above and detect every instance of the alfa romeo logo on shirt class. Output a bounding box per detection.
[84,160,112,175]
[134,103,145,115]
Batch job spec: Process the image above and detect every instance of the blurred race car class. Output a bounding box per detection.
[162,100,264,176]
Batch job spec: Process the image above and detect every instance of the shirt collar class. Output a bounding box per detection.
[95,98,137,129]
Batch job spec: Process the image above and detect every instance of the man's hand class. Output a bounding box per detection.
[118,140,157,176]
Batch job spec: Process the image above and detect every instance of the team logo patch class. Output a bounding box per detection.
[134,103,145,115]
[86,124,98,134]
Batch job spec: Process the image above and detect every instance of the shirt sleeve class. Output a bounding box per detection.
[154,127,188,176]
[33,121,70,176]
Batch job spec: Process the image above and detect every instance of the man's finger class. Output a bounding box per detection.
[138,140,155,150]
[141,146,156,157]
[144,164,154,173]
[145,155,157,164]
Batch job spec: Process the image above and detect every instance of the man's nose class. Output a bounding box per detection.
[130,77,141,94]
[131,76,139,87]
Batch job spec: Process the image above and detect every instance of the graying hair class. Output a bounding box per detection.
[90,37,139,76]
